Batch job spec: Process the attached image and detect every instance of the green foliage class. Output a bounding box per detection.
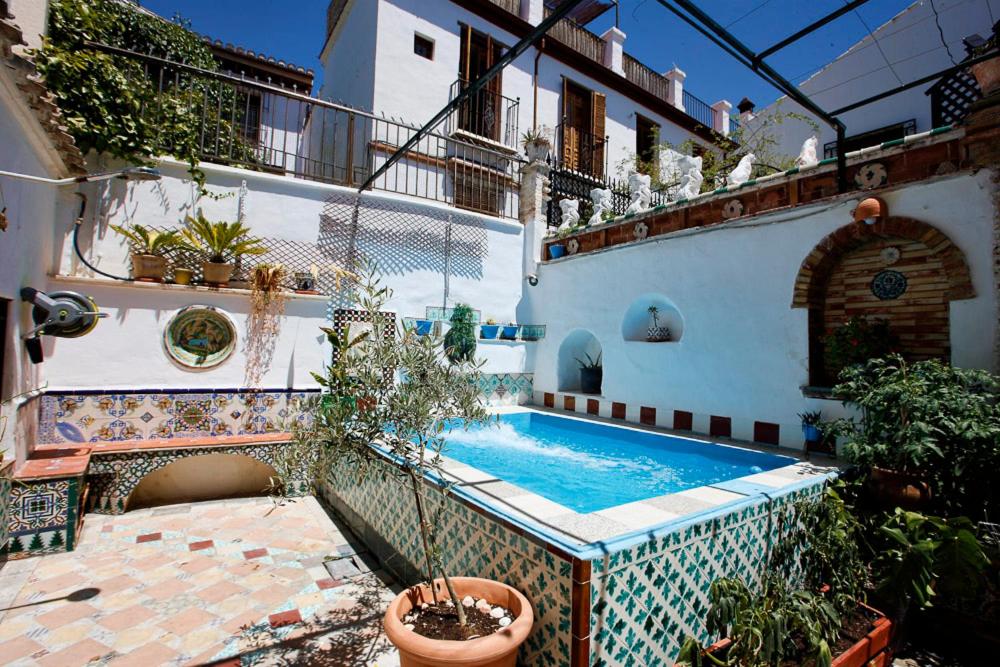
[109,223,183,256]
[826,355,1000,518]
[181,212,268,263]
[823,316,897,381]
[797,410,823,426]
[35,0,255,194]
[875,509,988,612]
[443,303,476,364]
[575,352,602,369]
[290,266,492,622]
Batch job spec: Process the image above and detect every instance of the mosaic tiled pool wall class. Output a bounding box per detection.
[478,372,533,405]
[5,476,82,559]
[589,482,826,666]
[317,457,575,666]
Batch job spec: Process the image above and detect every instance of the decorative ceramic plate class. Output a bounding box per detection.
[164,305,237,369]
[871,269,908,301]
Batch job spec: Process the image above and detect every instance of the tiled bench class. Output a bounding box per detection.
[4,433,305,559]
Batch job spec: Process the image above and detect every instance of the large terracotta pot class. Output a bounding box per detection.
[384,577,533,667]
[131,254,167,281]
[972,56,1000,97]
[202,261,234,286]
[870,466,931,510]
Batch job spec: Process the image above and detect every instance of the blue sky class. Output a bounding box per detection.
[139,0,918,109]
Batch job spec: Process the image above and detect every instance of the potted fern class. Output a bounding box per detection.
[181,212,268,286]
[109,224,184,282]
[577,352,602,394]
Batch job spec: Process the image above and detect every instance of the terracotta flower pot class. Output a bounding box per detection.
[202,261,234,286]
[870,466,931,510]
[173,268,193,285]
[384,577,533,667]
[972,55,1000,97]
[131,254,167,281]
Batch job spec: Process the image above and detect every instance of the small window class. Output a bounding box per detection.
[414,34,434,60]
[635,114,660,175]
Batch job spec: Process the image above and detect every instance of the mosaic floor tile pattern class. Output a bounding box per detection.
[0,496,401,666]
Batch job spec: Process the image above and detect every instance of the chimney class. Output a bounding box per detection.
[737,97,755,124]
[519,0,544,25]
[711,99,732,136]
[664,67,686,111]
[601,26,626,75]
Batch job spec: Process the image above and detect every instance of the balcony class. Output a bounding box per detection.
[447,78,521,151]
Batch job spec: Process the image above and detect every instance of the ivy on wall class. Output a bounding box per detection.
[34,0,253,193]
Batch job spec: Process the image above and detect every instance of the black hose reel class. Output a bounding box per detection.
[19,287,107,364]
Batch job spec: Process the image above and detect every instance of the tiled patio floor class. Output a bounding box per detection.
[0,496,401,666]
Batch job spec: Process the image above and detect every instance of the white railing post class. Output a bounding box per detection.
[711,99,732,137]
[601,27,626,76]
[664,67,686,111]
[519,0,544,25]
[519,160,551,271]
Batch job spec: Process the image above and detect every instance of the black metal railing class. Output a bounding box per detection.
[448,78,520,149]
[546,167,667,229]
[683,90,714,128]
[90,43,522,219]
[823,119,916,158]
[553,122,608,179]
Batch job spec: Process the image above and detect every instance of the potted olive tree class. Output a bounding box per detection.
[288,269,533,666]
[109,224,184,282]
[182,211,268,286]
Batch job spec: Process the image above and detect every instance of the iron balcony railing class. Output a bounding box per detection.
[447,78,520,149]
[553,122,608,179]
[91,43,522,219]
[546,166,667,230]
[682,90,714,128]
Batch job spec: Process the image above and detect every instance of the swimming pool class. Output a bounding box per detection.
[442,411,796,513]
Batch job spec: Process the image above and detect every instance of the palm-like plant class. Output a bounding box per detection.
[182,211,268,264]
[109,224,183,256]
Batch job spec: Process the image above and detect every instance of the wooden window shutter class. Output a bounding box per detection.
[591,91,606,178]
[460,24,471,81]
[561,77,575,169]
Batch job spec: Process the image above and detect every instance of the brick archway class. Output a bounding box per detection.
[792,216,974,309]
[792,216,975,385]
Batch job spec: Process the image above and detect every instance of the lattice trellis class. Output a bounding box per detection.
[929,65,982,127]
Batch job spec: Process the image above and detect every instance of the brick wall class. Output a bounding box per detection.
[822,235,951,370]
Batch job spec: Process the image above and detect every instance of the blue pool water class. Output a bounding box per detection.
[442,412,796,513]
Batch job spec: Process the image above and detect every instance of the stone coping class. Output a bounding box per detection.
[17,432,294,480]
[439,407,839,551]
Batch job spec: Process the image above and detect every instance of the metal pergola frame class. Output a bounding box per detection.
[365,0,998,197]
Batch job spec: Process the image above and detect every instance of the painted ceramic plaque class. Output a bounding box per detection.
[164,305,237,369]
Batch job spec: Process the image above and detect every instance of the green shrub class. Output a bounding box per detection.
[443,303,476,364]
[823,316,897,383]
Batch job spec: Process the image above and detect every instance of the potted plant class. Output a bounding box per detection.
[173,267,194,285]
[798,410,823,444]
[443,304,476,364]
[500,322,519,340]
[290,268,534,666]
[294,268,318,293]
[412,318,434,336]
[521,126,551,163]
[181,211,268,286]
[576,352,602,395]
[109,223,183,282]
[646,306,671,342]
[480,318,500,340]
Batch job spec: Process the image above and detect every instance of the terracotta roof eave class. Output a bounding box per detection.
[0,16,86,175]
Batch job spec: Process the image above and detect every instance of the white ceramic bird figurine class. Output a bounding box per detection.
[726,153,755,187]
[796,135,819,168]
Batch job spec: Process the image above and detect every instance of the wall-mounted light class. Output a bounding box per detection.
[853,196,887,225]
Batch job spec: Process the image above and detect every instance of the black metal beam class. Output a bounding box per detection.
[657,0,849,191]
[756,0,873,62]
[829,47,1000,115]
[358,0,587,193]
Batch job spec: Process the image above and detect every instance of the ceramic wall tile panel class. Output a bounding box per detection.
[589,484,824,666]
[37,389,319,444]
[0,470,10,561]
[5,477,80,559]
[318,457,573,666]
[479,373,533,405]
[86,441,311,515]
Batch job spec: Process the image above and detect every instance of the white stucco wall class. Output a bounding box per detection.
[755,0,1000,159]
[319,0,379,111]
[525,169,998,448]
[357,0,712,168]
[54,158,529,391]
[6,0,48,52]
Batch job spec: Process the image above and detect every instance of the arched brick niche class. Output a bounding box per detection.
[792,217,975,386]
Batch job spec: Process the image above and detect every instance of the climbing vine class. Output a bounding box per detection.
[34,0,254,194]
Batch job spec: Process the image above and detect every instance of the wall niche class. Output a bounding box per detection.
[621,294,684,343]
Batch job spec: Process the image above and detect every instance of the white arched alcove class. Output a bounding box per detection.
[557,329,603,393]
[621,294,685,342]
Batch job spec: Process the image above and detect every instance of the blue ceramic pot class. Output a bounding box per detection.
[549,244,566,259]
[802,424,821,442]
[480,324,500,339]
[500,325,519,340]
[414,319,433,336]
